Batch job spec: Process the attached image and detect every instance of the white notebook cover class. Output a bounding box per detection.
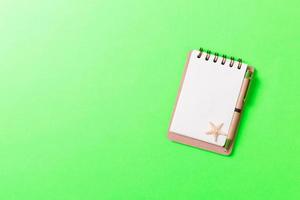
[169,50,247,146]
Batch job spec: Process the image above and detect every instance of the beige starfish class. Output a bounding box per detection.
[206,122,227,142]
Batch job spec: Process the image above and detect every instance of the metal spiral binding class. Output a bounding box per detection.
[205,50,211,60]
[197,48,243,70]
[229,57,234,67]
[221,54,227,65]
[237,58,242,69]
[213,53,219,63]
[197,48,203,58]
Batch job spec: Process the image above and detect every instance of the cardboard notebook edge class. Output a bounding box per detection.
[167,51,254,155]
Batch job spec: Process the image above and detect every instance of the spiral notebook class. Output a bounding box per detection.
[168,49,254,155]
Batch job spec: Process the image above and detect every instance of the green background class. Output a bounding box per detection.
[0,0,299,199]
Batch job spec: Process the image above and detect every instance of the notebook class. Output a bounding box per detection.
[168,49,254,155]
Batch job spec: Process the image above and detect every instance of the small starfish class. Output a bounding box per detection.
[206,122,227,142]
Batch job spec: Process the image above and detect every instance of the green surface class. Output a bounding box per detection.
[0,0,299,199]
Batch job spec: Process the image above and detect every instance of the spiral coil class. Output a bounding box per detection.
[197,48,243,69]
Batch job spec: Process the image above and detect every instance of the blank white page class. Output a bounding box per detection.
[170,50,247,146]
